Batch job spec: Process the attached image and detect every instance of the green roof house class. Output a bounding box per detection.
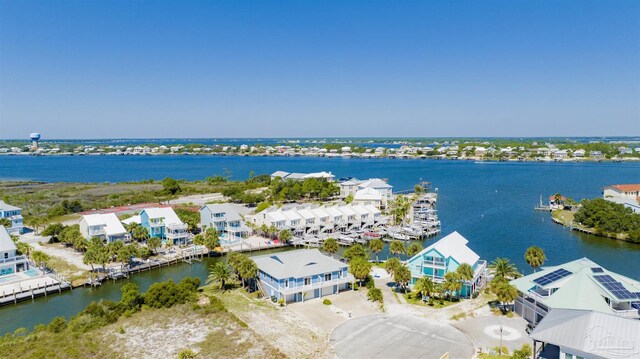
[511,258,640,325]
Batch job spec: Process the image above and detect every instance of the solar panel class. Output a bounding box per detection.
[631,302,640,310]
[533,268,573,286]
[594,275,638,301]
[591,267,604,273]
[635,292,640,299]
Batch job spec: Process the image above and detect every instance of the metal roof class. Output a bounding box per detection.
[253,249,347,279]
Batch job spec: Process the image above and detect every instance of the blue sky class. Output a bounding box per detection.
[1,0,638,139]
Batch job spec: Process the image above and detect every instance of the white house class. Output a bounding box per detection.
[352,187,383,208]
[0,200,24,234]
[270,171,335,182]
[530,309,640,359]
[339,178,393,207]
[603,184,640,213]
[79,213,129,243]
[0,226,30,276]
[200,204,250,241]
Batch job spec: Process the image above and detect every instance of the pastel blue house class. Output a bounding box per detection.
[139,207,189,245]
[406,231,487,298]
[0,200,23,234]
[253,249,355,303]
[200,204,249,241]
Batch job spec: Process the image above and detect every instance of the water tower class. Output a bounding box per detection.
[30,133,41,150]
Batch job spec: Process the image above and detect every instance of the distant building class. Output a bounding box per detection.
[530,309,640,359]
[140,207,189,245]
[200,204,250,241]
[253,249,354,303]
[406,232,487,298]
[79,213,129,243]
[511,258,640,325]
[0,226,29,276]
[603,184,640,214]
[270,171,335,182]
[0,200,23,234]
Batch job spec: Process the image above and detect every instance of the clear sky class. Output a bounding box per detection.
[1,0,638,139]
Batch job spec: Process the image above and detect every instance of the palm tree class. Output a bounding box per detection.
[444,272,462,300]
[406,242,423,257]
[494,279,518,311]
[384,257,401,275]
[389,240,406,257]
[456,263,474,298]
[322,238,339,258]
[207,262,233,290]
[203,227,219,252]
[524,246,546,273]
[394,265,411,293]
[490,257,520,280]
[413,276,435,301]
[369,238,385,263]
[349,257,372,286]
[146,236,162,255]
[237,257,258,289]
[30,250,50,270]
[278,229,292,244]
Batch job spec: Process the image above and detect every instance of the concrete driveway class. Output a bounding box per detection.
[330,314,474,359]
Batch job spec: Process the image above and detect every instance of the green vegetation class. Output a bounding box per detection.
[268,177,338,201]
[322,298,332,305]
[573,198,640,242]
[227,252,258,289]
[389,240,406,257]
[207,262,233,290]
[368,238,385,263]
[0,278,201,358]
[524,246,546,273]
[478,344,532,359]
[322,237,339,257]
[488,258,520,312]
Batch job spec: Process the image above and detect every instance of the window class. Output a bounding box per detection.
[4,253,7,259]
[284,279,289,288]
[304,277,311,286]
[565,355,573,359]
[324,273,332,281]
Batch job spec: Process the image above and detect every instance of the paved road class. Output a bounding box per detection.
[330,314,474,359]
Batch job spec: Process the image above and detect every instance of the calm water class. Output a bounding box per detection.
[0,155,639,334]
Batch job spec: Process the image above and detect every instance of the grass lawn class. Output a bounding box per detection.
[401,292,460,309]
[46,256,91,286]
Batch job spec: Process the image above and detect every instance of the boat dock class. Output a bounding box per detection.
[0,271,72,306]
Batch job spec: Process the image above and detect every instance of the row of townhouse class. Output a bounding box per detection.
[270,171,336,182]
[248,204,385,236]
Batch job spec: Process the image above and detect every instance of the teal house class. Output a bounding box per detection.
[406,231,487,298]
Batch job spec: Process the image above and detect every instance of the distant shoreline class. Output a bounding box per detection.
[1,152,638,163]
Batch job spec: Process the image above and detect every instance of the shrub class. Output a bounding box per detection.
[367,288,383,303]
[472,291,479,299]
[177,349,197,359]
[47,317,67,333]
[323,299,332,305]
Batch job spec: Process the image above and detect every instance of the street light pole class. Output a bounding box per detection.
[499,325,504,356]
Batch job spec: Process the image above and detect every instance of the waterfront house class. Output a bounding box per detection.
[603,184,640,214]
[0,226,29,276]
[253,249,354,303]
[339,178,393,207]
[406,231,487,297]
[200,204,250,241]
[530,309,640,359]
[352,187,383,208]
[139,207,189,245]
[510,258,640,325]
[0,200,23,234]
[79,213,129,243]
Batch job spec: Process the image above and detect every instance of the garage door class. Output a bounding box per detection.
[322,285,334,297]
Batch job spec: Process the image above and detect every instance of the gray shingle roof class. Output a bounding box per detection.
[0,226,17,252]
[252,249,346,279]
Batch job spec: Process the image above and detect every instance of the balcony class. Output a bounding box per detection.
[0,255,27,265]
[527,287,550,302]
[280,274,355,295]
[148,220,164,228]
